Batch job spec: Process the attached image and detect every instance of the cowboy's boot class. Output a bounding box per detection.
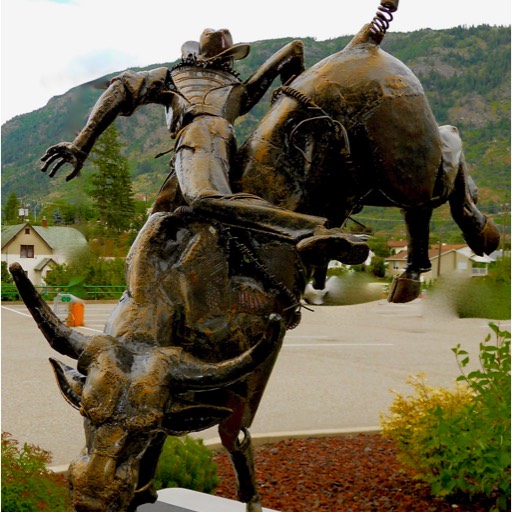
[296,227,369,267]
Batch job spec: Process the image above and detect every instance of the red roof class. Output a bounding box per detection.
[427,244,467,259]
[387,240,407,248]
[386,250,408,261]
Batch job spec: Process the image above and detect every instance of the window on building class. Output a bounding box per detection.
[20,245,34,258]
[393,261,400,270]
[25,228,30,234]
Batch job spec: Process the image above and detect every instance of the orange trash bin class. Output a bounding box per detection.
[54,293,85,327]
[69,301,84,327]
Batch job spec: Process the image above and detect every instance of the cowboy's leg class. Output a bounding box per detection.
[175,117,323,240]
[175,117,369,264]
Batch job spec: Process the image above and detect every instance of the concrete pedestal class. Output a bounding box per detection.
[137,488,279,511]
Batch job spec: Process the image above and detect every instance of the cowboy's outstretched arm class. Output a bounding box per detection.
[241,40,304,114]
[41,67,169,181]
[41,79,130,181]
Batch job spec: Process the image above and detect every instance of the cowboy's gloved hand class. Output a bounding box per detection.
[41,142,88,181]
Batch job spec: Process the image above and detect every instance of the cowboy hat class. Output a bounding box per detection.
[181,28,250,61]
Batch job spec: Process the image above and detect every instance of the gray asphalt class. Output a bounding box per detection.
[2,295,508,466]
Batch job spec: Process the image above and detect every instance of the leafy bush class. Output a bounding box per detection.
[1,261,20,301]
[454,277,511,320]
[454,257,511,320]
[44,248,127,299]
[369,255,386,277]
[1,432,71,511]
[380,374,474,482]
[381,324,511,511]
[154,436,218,494]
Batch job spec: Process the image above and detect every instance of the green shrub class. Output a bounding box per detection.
[381,324,511,511]
[454,277,511,320]
[1,432,71,511]
[154,436,218,494]
[380,374,474,480]
[455,257,511,320]
[1,261,19,301]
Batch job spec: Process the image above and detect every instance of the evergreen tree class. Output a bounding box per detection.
[2,192,19,224]
[89,124,136,232]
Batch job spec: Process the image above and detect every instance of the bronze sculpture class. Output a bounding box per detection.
[10,1,500,511]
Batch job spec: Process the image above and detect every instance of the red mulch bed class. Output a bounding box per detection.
[213,433,497,512]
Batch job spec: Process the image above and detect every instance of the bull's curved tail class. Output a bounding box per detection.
[369,0,399,43]
[347,0,400,48]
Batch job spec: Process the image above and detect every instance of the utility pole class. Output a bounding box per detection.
[501,203,509,255]
[437,240,442,277]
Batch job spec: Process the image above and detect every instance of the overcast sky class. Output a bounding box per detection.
[1,0,510,124]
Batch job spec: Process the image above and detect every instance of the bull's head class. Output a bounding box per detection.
[9,262,283,511]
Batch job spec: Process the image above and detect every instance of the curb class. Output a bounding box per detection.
[203,426,381,450]
[48,426,381,474]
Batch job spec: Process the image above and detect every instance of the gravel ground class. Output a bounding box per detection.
[213,433,501,512]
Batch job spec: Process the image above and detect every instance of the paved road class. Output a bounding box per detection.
[2,296,508,466]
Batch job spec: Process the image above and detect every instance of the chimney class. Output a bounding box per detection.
[41,217,48,228]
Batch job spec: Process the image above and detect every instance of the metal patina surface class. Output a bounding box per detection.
[11,1,499,511]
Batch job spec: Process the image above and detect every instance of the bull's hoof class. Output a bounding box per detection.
[463,216,500,257]
[388,273,421,303]
[311,265,328,290]
[246,498,263,512]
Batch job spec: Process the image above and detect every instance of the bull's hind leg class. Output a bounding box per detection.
[388,207,432,303]
[448,157,500,256]
[438,125,500,256]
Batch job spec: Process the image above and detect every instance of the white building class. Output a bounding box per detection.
[385,242,495,281]
[1,220,87,285]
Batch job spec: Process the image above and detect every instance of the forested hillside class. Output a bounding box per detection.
[2,25,510,225]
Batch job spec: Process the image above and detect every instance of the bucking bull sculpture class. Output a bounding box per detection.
[10,1,499,511]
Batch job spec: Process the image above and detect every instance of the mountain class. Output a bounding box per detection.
[2,25,510,216]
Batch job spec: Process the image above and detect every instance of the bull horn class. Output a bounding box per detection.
[49,358,85,410]
[9,263,90,359]
[165,313,284,390]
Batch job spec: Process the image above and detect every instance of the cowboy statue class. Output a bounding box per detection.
[41,28,369,268]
